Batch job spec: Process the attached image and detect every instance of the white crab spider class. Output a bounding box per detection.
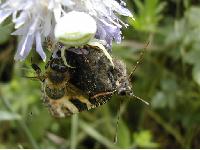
[54,11,113,67]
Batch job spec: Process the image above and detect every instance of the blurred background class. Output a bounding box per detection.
[1,0,200,148]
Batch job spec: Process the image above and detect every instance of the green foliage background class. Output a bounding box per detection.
[1,0,200,148]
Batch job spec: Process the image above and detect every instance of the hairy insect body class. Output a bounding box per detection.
[33,44,133,117]
[40,57,95,117]
[111,59,133,96]
[66,46,115,104]
[66,45,133,98]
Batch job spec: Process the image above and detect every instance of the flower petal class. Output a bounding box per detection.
[15,34,34,60]
[1,0,133,61]
[42,12,52,36]
[13,11,28,28]
[35,32,46,61]
[0,10,12,23]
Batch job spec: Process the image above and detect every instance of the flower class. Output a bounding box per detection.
[0,0,133,61]
[0,0,64,61]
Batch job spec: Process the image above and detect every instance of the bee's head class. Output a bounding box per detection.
[49,58,68,73]
[46,58,70,84]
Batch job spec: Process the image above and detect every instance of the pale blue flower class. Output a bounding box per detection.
[0,0,133,61]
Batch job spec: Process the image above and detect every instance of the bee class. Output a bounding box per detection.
[32,57,93,117]
[32,42,148,118]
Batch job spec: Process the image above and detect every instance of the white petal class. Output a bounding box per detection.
[29,18,39,35]
[61,0,75,7]
[19,34,33,56]
[53,4,62,22]
[0,10,12,23]
[12,11,18,21]
[11,24,29,35]
[13,12,27,28]
[42,12,52,36]
[15,34,34,60]
[48,0,56,10]
[35,32,46,61]
[105,0,133,17]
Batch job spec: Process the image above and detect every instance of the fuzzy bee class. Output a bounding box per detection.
[32,42,147,118]
[32,56,94,117]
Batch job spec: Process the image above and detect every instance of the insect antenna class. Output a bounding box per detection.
[130,93,149,105]
[113,99,122,144]
[128,41,150,105]
[128,41,149,80]
[114,42,150,143]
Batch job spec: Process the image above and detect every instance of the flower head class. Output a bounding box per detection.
[0,0,133,61]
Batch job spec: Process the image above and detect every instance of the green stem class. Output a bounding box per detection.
[184,126,199,148]
[70,114,79,148]
[79,120,117,149]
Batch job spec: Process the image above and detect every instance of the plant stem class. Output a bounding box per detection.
[79,120,117,149]
[70,114,79,148]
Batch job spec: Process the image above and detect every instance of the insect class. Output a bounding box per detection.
[32,42,148,118]
[32,57,93,117]
[65,44,148,104]
[65,45,133,100]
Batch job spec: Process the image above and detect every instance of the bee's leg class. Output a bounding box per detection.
[61,46,75,68]
[31,63,46,82]
[31,63,42,75]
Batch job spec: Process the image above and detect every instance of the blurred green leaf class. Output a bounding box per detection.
[186,7,200,28]
[151,91,166,108]
[133,130,159,148]
[192,64,200,86]
[130,0,166,32]
[28,109,52,140]
[117,120,131,148]
[152,79,178,109]
[79,120,117,149]
[0,110,21,121]
[183,50,200,65]
[0,23,13,44]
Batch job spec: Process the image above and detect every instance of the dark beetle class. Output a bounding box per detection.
[32,43,134,117]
